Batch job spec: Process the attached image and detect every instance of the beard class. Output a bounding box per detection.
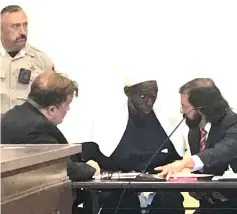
[185,112,202,129]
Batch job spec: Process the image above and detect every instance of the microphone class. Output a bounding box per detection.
[112,107,202,214]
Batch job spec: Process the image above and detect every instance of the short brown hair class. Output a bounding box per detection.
[179,78,215,95]
[28,71,78,108]
[1,5,22,15]
[179,78,229,123]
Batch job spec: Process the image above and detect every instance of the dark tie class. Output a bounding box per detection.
[191,127,225,202]
[200,128,207,151]
[190,128,209,200]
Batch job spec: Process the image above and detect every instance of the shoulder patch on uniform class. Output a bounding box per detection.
[26,44,51,59]
[28,44,45,53]
[26,44,53,69]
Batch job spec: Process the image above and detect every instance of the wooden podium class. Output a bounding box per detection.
[1,144,81,214]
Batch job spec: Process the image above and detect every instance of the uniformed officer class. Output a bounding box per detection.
[0,5,54,113]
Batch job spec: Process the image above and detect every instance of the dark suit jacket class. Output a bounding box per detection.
[1,101,68,144]
[188,109,237,175]
[188,109,237,202]
[1,101,96,182]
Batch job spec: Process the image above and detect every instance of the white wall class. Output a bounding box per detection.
[1,1,237,141]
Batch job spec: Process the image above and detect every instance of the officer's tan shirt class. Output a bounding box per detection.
[0,44,54,113]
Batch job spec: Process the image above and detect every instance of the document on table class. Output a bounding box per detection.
[170,173,214,178]
[212,172,237,181]
[168,173,214,182]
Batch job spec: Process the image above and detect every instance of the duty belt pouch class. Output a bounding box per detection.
[18,68,31,84]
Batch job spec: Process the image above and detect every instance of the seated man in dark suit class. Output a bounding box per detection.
[1,71,98,213]
[1,71,79,144]
[156,78,237,214]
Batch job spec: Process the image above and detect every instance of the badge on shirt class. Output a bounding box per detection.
[28,62,36,71]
